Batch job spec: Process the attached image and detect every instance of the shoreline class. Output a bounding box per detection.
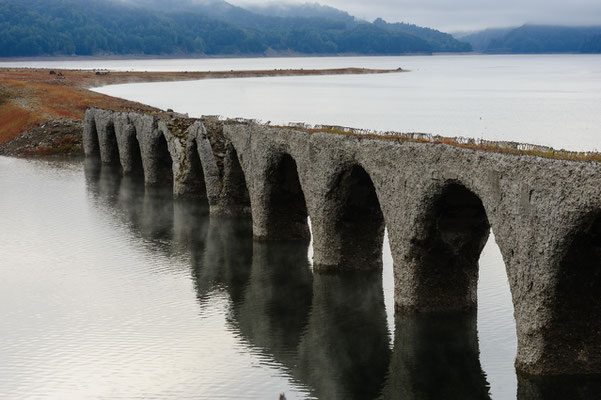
[0,67,403,156]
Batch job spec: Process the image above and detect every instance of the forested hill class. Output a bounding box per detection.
[459,25,601,53]
[0,0,471,57]
[373,18,471,53]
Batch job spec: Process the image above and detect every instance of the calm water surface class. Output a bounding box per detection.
[1,156,517,399]
[4,54,600,150]
[85,54,601,152]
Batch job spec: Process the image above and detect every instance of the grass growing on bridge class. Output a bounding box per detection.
[280,123,601,164]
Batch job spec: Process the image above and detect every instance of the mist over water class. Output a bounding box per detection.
[0,157,517,399]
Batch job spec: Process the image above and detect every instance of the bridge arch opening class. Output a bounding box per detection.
[332,164,385,270]
[263,153,310,242]
[125,126,144,177]
[545,212,601,374]
[401,182,517,397]
[222,144,251,216]
[407,183,490,312]
[87,118,100,158]
[185,139,208,202]
[104,121,120,166]
[154,133,173,185]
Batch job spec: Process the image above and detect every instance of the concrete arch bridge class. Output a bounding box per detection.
[84,107,601,377]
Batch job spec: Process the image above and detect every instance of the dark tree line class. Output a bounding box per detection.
[482,25,601,54]
[0,0,471,57]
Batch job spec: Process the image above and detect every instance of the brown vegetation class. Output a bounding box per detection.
[280,123,601,164]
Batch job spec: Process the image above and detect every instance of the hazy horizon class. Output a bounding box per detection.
[229,0,601,32]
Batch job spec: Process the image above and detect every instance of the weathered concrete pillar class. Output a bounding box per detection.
[143,125,174,188]
[83,109,100,157]
[509,210,601,376]
[251,152,311,242]
[394,181,490,313]
[94,110,120,165]
[198,119,228,208]
[310,164,386,271]
[112,113,143,176]
[174,121,224,206]
[211,141,252,217]
[128,112,159,185]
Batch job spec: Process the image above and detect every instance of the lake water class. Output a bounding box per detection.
[87,54,601,152]
[2,54,600,399]
[0,156,514,399]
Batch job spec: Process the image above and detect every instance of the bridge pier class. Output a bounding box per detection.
[514,211,601,376]
[113,114,143,176]
[211,142,252,217]
[310,164,386,272]
[94,112,120,165]
[394,182,491,313]
[251,152,311,242]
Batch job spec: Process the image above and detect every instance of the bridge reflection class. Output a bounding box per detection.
[84,161,601,399]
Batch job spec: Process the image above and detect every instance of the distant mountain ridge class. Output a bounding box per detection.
[457,25,601,53]
[374,18,472,53]
[245,2,355,24]
[0,0,471,57]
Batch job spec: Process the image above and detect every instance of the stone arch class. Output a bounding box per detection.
[219,143,251,216]
[260,152,310,242]
[123,125,144,177]
[85,116,100,157]
[541,211,601,374]
[102,121,120,165]
[314,163,386,271]
[181,138,208,202]
[153,132,173,186]
[399,182,491,313]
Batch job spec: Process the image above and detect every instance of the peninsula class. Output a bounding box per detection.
[0,66,402,156]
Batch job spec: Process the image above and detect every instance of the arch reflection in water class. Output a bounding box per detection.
[192,224,392,399]
[382,313,491,400]
[85,158,184,255]
[518,374,601,400]
[83,159,519,399]
[233,242,313,367]
[296,270,391,400]
[192,216,254,304]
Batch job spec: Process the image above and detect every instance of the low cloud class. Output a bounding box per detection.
[231,0,601,31]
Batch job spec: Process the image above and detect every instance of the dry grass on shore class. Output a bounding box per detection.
[0,101,41,146]
[2,66,599,164]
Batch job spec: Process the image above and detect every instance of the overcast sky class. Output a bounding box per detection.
[231,0,601,32]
